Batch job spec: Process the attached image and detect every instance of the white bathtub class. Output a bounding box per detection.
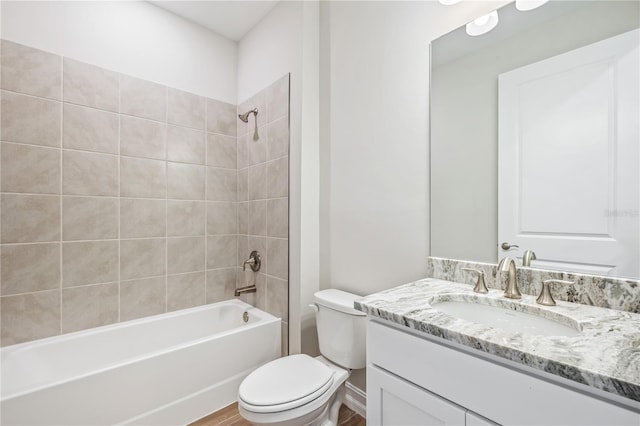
[1,299,281,425]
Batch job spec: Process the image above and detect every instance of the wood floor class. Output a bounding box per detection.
[190,402,366,426]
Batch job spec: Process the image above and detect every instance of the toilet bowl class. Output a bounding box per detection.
[237,289,366,426]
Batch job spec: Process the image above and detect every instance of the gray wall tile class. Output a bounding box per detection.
[168,88,204,130]
[267,198,288,238]
[1,290,60,345]
[207,202,237,235]
[62,241,118,287]
[167,200,205,237]
[207,168,237,201]
[207,235,237,269]
[63,58,118,112]
[1,40,61,100]
[62,150,118,196]
[1,194,60,243]
[206,268,236,303]
[1,91,61,147]
[167,162,205,200]
[120,115,166,160]
[168,272,205,311]
[167,125,205,165]
[120,157,166,198]
[120,198,166,238]
[120,74,166,121]
[63,104,118,154]
[62,196,118,241]
[1,243,60,295]
[267,238,288,280]
[167,236,205,274]
[120,238,166,280]
[267,116,289,160]
[207,132,237,169]
[62,283,118,333]
[206,98,236,136]
[267,156,289,199]
[120,277,166,321]
[1,142,60,194]
[248,163,267,200]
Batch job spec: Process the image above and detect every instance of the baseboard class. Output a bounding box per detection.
[344,381,366,419]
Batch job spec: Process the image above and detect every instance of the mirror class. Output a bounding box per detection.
[430,1,640,279]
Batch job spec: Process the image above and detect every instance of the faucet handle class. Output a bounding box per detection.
[536,279,574,306]
[462,268,489,294]
[243,250,261,272]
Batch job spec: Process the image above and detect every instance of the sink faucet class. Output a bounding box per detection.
[522,250,537,267]
[498,256,521,299]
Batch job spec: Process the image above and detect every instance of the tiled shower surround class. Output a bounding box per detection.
[0,40,290,348]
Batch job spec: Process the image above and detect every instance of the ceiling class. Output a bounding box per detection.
[149,1,279,42]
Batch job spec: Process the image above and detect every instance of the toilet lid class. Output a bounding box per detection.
[239,354,334,410]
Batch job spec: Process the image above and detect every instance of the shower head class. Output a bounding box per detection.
[238,108,258,123]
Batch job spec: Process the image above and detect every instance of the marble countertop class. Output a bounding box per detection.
[355,278,640,403]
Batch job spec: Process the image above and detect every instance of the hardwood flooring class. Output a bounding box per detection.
[190,402,366,426]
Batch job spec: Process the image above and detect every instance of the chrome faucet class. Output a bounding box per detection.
[522,250,537,267]
[243,250,261,272]
[498,256,521,299]
[235,285,257,297]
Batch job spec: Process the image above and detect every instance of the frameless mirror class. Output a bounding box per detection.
[430,0,640,279]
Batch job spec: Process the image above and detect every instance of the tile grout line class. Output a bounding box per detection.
[165,85,169,313]
[204,97,209,306]
[118,72,122,324]
[59,54,64,336]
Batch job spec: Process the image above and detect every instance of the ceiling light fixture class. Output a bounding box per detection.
[466,10,499,36]
[438,0,462,5]
[515,0,550,11]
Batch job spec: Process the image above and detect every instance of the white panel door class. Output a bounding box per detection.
[367,365,466,426]
[498,29,639,277]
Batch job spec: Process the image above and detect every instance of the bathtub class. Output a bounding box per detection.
[1,299,281,425]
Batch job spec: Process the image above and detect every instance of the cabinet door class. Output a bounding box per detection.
[368,365,466,426]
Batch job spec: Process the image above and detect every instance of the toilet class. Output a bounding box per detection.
[237,289,367,426]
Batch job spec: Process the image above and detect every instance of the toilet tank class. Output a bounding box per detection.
[313,289,367,369]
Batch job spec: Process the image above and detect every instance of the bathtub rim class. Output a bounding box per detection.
[1,299,280,401]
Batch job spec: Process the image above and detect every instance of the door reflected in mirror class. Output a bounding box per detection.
[430,0,640,279]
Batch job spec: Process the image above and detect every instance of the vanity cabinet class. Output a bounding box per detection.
[366,319,639,426]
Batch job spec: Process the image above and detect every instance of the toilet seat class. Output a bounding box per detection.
[239,354,335,413]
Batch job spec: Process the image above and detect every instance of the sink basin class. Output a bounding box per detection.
[432,299,581,337]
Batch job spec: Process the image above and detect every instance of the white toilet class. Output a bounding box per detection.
[237,289,367,426]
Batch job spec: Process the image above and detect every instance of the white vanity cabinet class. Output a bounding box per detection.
[366,319,640,426]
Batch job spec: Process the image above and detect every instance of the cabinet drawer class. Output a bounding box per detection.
[367,319,639,425]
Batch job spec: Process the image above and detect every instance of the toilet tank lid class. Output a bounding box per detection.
[313,289,366,316]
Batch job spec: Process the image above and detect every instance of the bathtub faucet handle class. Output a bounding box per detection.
[243,250,261,272]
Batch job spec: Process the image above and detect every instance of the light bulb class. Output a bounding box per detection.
[466,10,499,37]
[516,0,549,11]
[438,0,462,5]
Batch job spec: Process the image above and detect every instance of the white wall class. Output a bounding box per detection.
[238,1,320,356]
[323,1,508,297]
[0,1,237,103]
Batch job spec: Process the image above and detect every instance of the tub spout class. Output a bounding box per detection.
[235,285,257,297]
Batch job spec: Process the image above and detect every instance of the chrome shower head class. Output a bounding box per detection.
[238,108,258,123]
